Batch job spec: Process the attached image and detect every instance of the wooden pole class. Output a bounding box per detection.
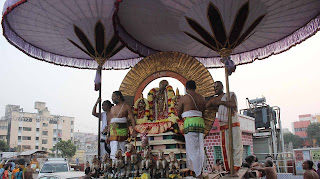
[98,66,102,160]
[224,59,234,176]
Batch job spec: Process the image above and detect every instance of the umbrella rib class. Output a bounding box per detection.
[266,10,319,22]
[60,0,91,35]
[38,0,75,25]
[266,0,318,14]
[18,3,69,26]
[73,0,93,39]
[263,16,318,25]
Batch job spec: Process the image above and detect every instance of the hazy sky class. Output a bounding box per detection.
[1,4,319,134]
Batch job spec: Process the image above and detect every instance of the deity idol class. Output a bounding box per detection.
[133,94,149,124]
[148,80,175,122]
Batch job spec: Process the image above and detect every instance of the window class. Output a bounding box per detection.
[36,128,40,131]
[213,146,223,164]
[53,138,57,141]
[35,146,39,149]
[22,145,31,149]
[23,127,32,131]
[43,123,48,127]
[42,140,47,144]
[49,120,57,124]
[42,131,48,136]
[71,129,73,133]
[36,137,39,140]
[0,126,8,130]
[22,136,31,140]
[42,147,47,151]
[71,121,74,125]
[22,118,32,122]
[18,136,21,140]
[18,127,22,131]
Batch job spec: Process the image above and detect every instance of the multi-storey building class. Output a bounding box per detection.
[0,102,74,152]
[292,113,319,147]
[72,132,98,165]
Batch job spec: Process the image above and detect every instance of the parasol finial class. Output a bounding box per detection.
[219,48,232,58]
[176,88,180,96]
[95,57,107,67]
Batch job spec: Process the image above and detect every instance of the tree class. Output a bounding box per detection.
[0,140,9,152]
[56,140,76,158]
[283,132,303,149]
[306,123,320,147]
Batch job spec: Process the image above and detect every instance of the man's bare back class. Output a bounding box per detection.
[178,91,206,116]
[304,170,319,179]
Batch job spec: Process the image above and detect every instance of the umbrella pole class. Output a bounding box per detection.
[98,66,102,162]
[224,66,234,176]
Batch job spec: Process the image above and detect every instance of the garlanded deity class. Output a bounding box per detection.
[133,94,149,124]
[148,80,175,122]
[134,80,181,134]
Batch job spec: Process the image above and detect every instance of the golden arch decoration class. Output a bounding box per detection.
[119,51,215,101]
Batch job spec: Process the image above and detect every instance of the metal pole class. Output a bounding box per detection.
[276,107,287,173]
[224,66,234,175]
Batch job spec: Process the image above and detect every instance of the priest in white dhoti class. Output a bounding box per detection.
[109,91,137,160]
[178,80,207,178]
[206,81,243,173]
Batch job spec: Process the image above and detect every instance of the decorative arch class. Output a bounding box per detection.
[119,51,215,103]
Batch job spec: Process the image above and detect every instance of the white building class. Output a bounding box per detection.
[0,102,74,152]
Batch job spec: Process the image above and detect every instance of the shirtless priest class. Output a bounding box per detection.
[109,91,136,160]
[178,80,206,178]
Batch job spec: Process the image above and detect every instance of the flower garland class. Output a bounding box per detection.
[133,96,149,124]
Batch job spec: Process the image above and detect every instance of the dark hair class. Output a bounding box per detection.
[214,81,223,87]
[318,163,320,168]
[265,160,273,167]
[245,155,255,165]
[216,159,221,164]
[265,155,272,159]
[102,100,113,107]
[306,160,313,169]
[4,165,8,170]
[186,80,196,90]
[113,91,124,101]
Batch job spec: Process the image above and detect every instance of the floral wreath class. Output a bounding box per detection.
[147,85,176,122]
[133,96,149,124]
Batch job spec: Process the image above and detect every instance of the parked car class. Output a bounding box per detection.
[37,158,84,179]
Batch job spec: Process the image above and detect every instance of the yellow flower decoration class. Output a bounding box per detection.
[141,173,150,179]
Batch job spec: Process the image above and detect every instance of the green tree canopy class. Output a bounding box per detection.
[0,140,9,152]
[55,140,76,158]
[306,123,320,146]
[283,132,303,149]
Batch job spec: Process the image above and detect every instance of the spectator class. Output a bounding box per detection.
[2,165,9,179]
[11,164,19,178]
[84,161,91,175]
[0,165,5,178]
[303,160,318,179]
[243,155,259,168]
[212,159,224,173]
[23,164,33,179]
[14,168,23,179]
[252,159,277,179]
